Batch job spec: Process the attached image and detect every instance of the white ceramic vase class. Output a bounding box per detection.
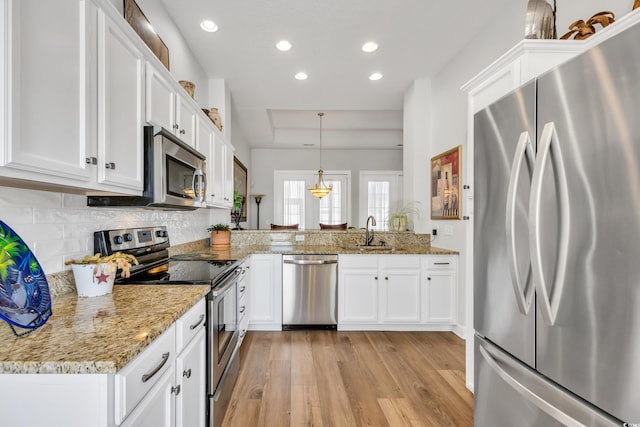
[71,263,115,297]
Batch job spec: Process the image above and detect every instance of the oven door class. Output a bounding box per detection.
[208,270,240,392]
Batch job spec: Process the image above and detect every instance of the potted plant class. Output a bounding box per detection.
[65,252,138,297]
[207,223,231,248]
[230,190,244,230]
[387,202,421,232]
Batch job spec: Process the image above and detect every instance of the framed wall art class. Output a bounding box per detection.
[233,157,248,221]
[431,145,462,220]
[123,0,170,70]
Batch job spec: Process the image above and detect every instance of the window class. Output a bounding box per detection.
[359,171,403,230]
[275,171,350,229]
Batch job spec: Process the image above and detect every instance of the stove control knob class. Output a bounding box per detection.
[113,235,124,245]
[123,233,133,242]
[156,230,168,238]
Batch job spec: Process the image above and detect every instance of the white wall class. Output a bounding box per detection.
[249,148,402,229]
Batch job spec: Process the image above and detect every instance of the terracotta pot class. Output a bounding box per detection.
[211,230,230,248]
[179,80,195,98]
[208,108,223,131]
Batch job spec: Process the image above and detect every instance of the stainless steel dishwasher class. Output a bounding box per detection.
[282,254,338,329]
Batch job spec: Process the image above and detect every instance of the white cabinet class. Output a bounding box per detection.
[121,368,176,427]
[422,256,457,324]
[339,255,378,324]
[0,0,144,194]
[237,258,250,344]
[379,256,421,323]
[97,7,144,191]
[249,254,282,331]
[145,62,197,148]
[338,254,458,331]
[206,133,234,208]
[175,329,206,427]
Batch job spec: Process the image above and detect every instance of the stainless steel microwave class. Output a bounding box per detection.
[88,126,207,210]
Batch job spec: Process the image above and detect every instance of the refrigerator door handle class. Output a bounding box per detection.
[478,339,619,427]
[529,122,571,325]
[505,131,535,315]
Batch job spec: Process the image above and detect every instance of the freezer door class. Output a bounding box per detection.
[474,81,536,367]
[475,336,621,427]
[534,22,640,423]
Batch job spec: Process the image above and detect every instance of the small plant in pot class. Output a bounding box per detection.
[207,224,231,248]
[387,202,421,232]
[65,252,138,297]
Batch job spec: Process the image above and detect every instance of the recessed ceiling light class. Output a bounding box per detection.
[276,40,292,51]
[361,41,378,53]
[200,20,218,32]
[369,72,383,81]
[294,72,308,80]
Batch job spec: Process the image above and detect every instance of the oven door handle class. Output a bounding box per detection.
[211,267,242,297]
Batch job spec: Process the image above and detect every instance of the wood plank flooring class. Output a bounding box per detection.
[222,331,473,427]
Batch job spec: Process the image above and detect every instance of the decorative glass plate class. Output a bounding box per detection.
[0,221,52,336]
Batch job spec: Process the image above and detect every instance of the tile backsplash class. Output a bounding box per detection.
[0,186,229,276]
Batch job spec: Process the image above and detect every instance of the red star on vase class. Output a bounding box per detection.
[95,271,111,284]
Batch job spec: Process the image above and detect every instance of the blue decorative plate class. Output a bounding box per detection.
[0,221,52,336]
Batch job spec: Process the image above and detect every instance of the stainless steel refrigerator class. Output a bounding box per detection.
[474,20,640,426]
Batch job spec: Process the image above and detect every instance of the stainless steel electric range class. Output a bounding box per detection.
[94,226,240,427]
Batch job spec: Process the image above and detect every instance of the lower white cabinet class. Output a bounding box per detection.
[248,254,282,331]
[121,367,175,427]
[338,254,458,331]
[237,258,250,344]
[175,328,206,427]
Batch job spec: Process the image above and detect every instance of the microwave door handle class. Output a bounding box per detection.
[193,169,204,202]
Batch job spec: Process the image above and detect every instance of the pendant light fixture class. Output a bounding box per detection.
[308,112,332,199]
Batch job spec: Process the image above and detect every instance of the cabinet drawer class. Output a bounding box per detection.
[114,324,176,424]
[339,254,378,269]
[176,298,206,352]
[423,256,457,270]
[379,255,420,269]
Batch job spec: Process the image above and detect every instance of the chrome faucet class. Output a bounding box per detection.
[365,216,376,246]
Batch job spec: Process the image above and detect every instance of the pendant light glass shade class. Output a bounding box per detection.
[308,112,332,199]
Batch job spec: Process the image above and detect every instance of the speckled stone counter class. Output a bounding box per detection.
[0,285,210,374]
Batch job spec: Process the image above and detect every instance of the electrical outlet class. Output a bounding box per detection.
[295,234,305,242]
[432,228,438,236]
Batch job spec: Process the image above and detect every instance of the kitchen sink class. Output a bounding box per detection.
[340,245,406,253]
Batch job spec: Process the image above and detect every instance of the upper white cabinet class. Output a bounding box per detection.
[145,62,198,148]
[97,7,144,191]
[206,132,234,208]
[0,0,144,194]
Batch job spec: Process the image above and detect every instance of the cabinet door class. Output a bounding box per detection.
[176,329,206,427]
[175,94,197,147]
[424,270,457,324]
[146,62,175,132]
[223,141,235,205]
[97,9,144,193]
[249,254,282,330]
[380,270,421,323]
[208,135,228,207]
[121,368,175,427]
[339,269,378,323]
[3,0,93,182]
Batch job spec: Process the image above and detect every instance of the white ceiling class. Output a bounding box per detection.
[160,0,513,150]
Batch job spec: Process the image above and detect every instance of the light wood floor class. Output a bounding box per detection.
[222,331,473,427]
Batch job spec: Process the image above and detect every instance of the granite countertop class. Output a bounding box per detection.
[183,244,458,261]
[0,285,210,374]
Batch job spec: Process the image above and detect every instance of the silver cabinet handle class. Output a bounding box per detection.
[141,352,170,383]
[239,306,246,314]
[189,314,205,330]
[171,385,181,395]
[433,262,450,265]
[85,157,97,165]
[180,129,186,135]
[183,368,192,378]
[529,122,570,326]
[172,123,179,130]
[105,162,116,170]
[239,286,246,293]
[506,131,535,316]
